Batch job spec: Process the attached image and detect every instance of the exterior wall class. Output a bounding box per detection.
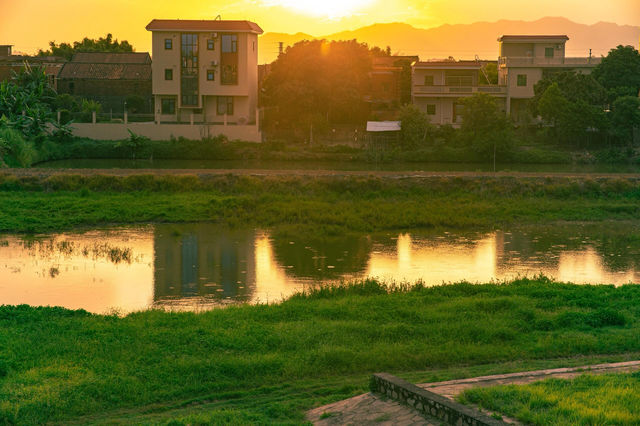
[414,97,455,125]
[505,67,543,98]
[70,122,262,142]
[150,30,259,123]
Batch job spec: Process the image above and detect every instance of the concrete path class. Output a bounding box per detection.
[306,361,640,425]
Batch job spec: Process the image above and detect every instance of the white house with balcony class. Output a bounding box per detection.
[411,35,601,125]
[412,61,507,126]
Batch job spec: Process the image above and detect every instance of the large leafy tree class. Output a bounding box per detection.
[610,96,640,147]
[262,39,376,138]
[592,45,640,101]
[37,34,134,60]
[460,93,513,165]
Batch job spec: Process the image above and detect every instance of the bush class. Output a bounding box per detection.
[0,127,37,167]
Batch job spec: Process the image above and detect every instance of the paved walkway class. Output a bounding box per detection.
[306,361,640,425]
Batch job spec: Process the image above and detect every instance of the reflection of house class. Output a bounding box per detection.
[412,61,507,125]
[146,19,263,125]
[57,52,153,113]
[0,45,65,88]
[498,35,601,120]
[153,225,256,301]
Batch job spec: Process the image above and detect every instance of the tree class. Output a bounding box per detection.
[262,40,376,139]
[398,105,433,149]
[609,96,640,147]
[592,45,640,101]
[460,93,513,168]
[37,34,134,60]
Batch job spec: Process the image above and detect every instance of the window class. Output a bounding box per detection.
[221,34,238,53]
[217,96,234,115]
[545,47,554,58]
[207,70,215,81]
[426,104,436,115]
[164,69,173,80]
[453,103,464,123]
[165,39,173,50]
[221,64,238,85]
[424,75,434,86]
[181,33,199,106]
[517,74,527,87]
[207,39,215,50]
[161,98,176,115]
[69,82,75,94]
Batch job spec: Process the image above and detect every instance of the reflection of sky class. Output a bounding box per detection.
[0,227,639,314]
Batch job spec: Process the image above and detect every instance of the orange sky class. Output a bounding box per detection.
[2,0,639,54]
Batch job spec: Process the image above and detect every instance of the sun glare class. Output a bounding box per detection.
[265,0,373,18]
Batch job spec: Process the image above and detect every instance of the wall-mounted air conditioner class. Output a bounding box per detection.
[211,33,218,38]
[211,60,218,66]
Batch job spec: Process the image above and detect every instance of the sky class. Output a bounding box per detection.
[2,0,639,54]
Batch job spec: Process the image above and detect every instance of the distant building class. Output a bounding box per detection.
[412,60,507,125]
[146,19,264,124]
[0,44,65,89]
[498,35,601,119]
[57,52,153,113]
[410,35,601,124]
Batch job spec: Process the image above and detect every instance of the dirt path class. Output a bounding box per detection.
[4,167,640,179]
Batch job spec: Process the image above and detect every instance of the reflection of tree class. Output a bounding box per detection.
[153,224,256,303]
[270,231,372,280]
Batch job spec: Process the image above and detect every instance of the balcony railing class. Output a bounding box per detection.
[499,56,602,67]
[413,85,507,95]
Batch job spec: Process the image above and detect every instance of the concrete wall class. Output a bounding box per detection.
[70,122,262,142]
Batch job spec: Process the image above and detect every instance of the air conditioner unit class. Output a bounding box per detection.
[556,44,563,49]
[211,60,218,66]
[211,33,218,38]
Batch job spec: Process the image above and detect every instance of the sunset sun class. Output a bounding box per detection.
[265,0,374,18]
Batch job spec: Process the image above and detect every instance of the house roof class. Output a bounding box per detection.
[70,52,151,64]
[146,19,264,34]
[414,60,481,70]
[498,35,569,42]
[367,121,401,132]
[58,63,151,80]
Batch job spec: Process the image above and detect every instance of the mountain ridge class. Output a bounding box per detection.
[258,16,640,63]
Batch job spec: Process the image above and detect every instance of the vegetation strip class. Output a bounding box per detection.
[371,373,505,425]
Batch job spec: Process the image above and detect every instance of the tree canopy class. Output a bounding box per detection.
[460,93,513,163]
[37,34,134,60]
[592,45,640,100]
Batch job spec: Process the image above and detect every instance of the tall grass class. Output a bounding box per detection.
[1,278,640,423]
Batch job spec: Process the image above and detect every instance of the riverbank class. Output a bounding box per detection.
[1,278,640,424]
[0,172,639,233]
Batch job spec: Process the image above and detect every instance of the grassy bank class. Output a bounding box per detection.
[460,372,640,425]
[1,278,640,424]
[1,174,640,233]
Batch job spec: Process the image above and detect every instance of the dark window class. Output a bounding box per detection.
[545,47,554,58]
[217,96,234,115]
[165,39,173,50]
[221,64,238,85]
[69,82,75,94]
[207,70,215,81]
[426,104,436,115]
[161,98,176,115]
[517,74,527,87]
[181,33,199,106]
[165,69,173,80]
[207,39,215,50]
[453,103,464,123]
[424,75,434,86]
[221,34,238,53]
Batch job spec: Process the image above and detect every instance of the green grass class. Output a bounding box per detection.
[1,174,640,233]
[2,278,640,424]
[460,373,640,425]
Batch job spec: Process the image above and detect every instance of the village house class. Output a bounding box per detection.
[56,52,153,114]
[0,45,65,89]
[146,19,263,125]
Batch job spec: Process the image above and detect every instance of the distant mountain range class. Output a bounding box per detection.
[258,17,639,64]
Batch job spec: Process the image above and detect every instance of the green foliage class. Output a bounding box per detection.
[125,95,146,113]
[115,130,150,159]
[37,33,134,61]
[593,45,640,100]
[460,93,513,162]
[0,127,36,167]
[2,279,640,423]
[398,104,433,149]
[610,96,640,146]
[461,373,640,425]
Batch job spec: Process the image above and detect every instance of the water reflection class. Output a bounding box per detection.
[1,223,639,313]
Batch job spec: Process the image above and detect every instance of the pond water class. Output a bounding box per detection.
[1,223,639,313]
[34,158,640,174]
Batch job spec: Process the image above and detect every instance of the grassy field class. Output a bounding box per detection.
[1,278,640,424]
[1,173,640,233]
[460,372,640,425]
